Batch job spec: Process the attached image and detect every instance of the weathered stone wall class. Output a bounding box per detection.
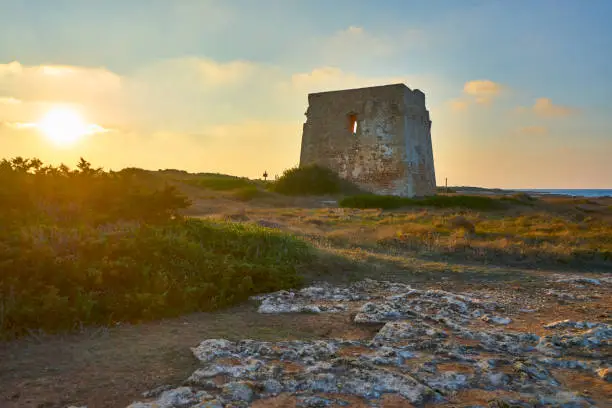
[299,83,436,197]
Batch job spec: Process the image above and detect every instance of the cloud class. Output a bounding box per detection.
[463,80,504,105]
[532,98,578,117]
[287,66,443,100]
[131,58,264,89]
[5,120,110,135]
[0,61,122,105]
[0,96,21,105]
[514,97,579,119]
[449,98,469,112]
[0,61,22,75]
[292,25,425,71]
[4,122,37,129]
[0,51,445,134]
[321,26,398,61]
[289,67,389,93]
[517,126,548,136]
[1,58,448,178]
[445,79,506,112]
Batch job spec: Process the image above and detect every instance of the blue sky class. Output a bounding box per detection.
[1,0,611,188]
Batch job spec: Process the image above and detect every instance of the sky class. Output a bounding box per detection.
[1,0,611,188]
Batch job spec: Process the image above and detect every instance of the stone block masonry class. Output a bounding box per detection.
[299,83,437,197]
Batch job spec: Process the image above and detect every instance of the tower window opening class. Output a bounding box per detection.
[348,114,358,135]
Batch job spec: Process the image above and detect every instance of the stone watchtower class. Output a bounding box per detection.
[299,83,436,197]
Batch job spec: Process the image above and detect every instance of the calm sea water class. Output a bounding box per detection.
[517,189,612,198]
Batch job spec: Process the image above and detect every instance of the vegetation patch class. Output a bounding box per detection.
[315,208,612,270]
[232,185,265,201]
[0,157,191,226]
[339,194,503,211]
[187,174,254,191]
[0,158,312,339]
[1,219,310,338]
[436,186,457,194]
[271,165,362,196]
[499,192,539,206]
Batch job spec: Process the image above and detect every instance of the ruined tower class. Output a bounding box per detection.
[299,83,437,197]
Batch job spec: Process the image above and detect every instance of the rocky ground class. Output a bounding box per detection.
[122,275,612,408]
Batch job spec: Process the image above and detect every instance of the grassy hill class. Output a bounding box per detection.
[2,157,611,339]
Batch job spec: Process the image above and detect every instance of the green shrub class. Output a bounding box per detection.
[0,157,313,338]
[232,185,264,201]
[271,165,360,196]
[188,175,253,191]
[0,157,191,226]
[0,219,311,338]
[339,194,502,211]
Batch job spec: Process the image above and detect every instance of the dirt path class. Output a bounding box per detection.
[0,304,378,408]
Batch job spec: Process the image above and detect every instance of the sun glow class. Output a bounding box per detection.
[38,107,91,146]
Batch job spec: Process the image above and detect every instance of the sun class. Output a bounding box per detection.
[38,107,89,146]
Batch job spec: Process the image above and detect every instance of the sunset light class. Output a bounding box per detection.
[38,107,92,147]
[1,2,612,406]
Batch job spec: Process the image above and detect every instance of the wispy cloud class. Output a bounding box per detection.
[0,59,447,177]
[449,98,469,112]
[532,98,578,117]
[294,25,425,71]
[83,124,111,135]
[447,79,506,111]
[0,96,21,105]
[517,125,549,136]
[5,120,110,135]
[321,26,399,60]
[515,98,579,118]
[2,121,37,129]
[463,80,505,105]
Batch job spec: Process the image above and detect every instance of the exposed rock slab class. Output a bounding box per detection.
[127,280,611,408]
[251,279,412,314]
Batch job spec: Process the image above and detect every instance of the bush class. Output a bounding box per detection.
[0,157,191,226]
[0,157,312,338]
[232,185,264,201]
[188,175,253,191]
[0,219,311,338]
[271,165,360,196]
[339,194,502,211]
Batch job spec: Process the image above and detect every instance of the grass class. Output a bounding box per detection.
[3,157,611,338]
[339,194,503,211]
[247,200,612,271]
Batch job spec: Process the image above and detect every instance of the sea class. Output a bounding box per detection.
[516,189,612,198]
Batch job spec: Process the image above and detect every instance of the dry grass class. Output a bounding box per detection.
[235,197,612,272]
